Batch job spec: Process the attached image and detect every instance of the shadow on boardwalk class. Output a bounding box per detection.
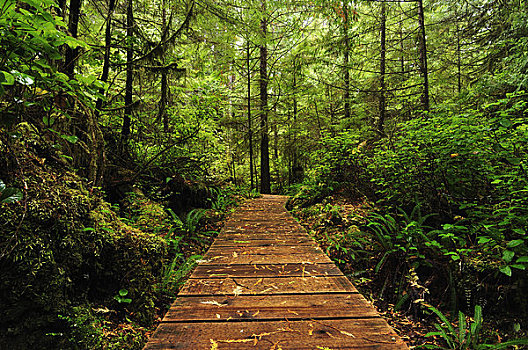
[144,195,409,349]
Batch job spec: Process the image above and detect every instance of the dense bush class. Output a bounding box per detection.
[295,92,528,317]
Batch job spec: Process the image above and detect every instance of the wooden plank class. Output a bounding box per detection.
[163,294,377,322]
[218,230,311,239]
[201,252,333,265]
[144,318,407,349]
[189,263,342,279]
[205,245,324,255]
[179,276,357,295]
[212,237,316,245]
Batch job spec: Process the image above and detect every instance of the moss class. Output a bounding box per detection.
[0,138,166,349]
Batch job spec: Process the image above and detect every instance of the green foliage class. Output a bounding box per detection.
[0,178,23,203]
[208,187,238,211]
[423,305,528,349]
[114,289,132,304]
[0,0,101,111]
[160,254,202,293]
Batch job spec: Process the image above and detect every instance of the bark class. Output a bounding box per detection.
[378,0,387,132]
[247,41,254,190]
[63,0,83,78]
[259,0,271,194]
[417,0,430,111]
[457,22,462,94]
[122,0,133,144]
[158,1,169,132]
[96,0,116,113]
[343,2,351,120]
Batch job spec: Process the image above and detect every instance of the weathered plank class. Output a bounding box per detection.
[145,319,406,349]
[205,245,324,255]
[179,276,357,295]
[212,237,316,246]
[190,263,342,279]
[201,252,333,265]
[164,294,378,322]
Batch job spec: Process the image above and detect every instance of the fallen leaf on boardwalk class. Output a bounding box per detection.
[339,330,356,338]
[252,310,260,317]
[254,278,263,286]
[213,338,254,344]
[210,339,218,350]
[200,301,227,307]
[216,314,221,319]
[232,285,244,296]
[232,252,238,258]
[287,309,299,315]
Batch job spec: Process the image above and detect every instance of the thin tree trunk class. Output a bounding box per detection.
[343,2,350,120]
[247,40,254,190]
[96,0,115,113]
[291,58,300,183]
[57,0,67,18]
[158,1,169,132]
[417,0,430,111]
[259,0,271,194]
[63,0,83,78]
[378,0,387,132]
[122,0,133,144]
[456,22,462,95]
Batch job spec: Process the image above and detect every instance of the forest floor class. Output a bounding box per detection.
[290,196,437,348]
[290,195,527,349]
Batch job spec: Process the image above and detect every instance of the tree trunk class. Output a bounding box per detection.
[63,0,83,78]
[343,1,351,120]
[378,0,387,132]
[96,0,116,113]
[122,0,133,145]
[417,0,430,111]
[259,0,271,194]
[456,22,462,95]
[247,41,254,190]
[158,1,169,132]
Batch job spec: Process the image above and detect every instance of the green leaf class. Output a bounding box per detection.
[513,229,526,235]
[499,266,512,276]
[510,264,526,270]
[516,256,528,263]
[503,250,515,263]
[119,289,128,296]
[477,237,492,244]
[61,134,78,143]
[507,239,524,248]
[499,119,512,128]
[0,71,15,85]
[0,187,23,203]
[12,71,34,86]
[42,115,56,126]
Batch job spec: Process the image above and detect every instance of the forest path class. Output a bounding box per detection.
[144,195,408,349]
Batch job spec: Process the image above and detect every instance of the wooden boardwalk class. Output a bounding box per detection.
[144,195,408,349]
